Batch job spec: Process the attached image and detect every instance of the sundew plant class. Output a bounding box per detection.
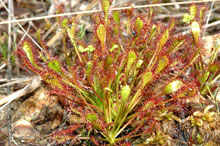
[16,0,220,145]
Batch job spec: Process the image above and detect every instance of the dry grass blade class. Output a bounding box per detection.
[0,76,39,88]
[0,63,6,70]
[0,76,41,109]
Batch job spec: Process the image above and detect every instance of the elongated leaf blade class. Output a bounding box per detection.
[158,29,169,50]
[113,11,120,25]
[142,71,153,88]
[102,0,110,23]
[135,17,143,33]
[23,41,41,69]
[97,24,106,49]
[190,5,197,19]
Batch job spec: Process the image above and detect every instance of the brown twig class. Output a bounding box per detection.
[7,0,13,144]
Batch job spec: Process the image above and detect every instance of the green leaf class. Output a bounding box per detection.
[169,19,175,30]
[102,0,110,24]
[158,29,169,50]
[196,134,204,144]
[127,51,137,71]
[78,45,95,53]
[182,14,194,23]
[86,113,98,122]
[156,56,169,73]
[121,85,131,102]
[92,122,102,130]
[23,41,41,69]
[190,5,197,19]
[61,18,68,28]
[44,73,62,89]
[199,7,206,24]
[135,17,143,33]
[191,21,200,45]
[113,11,120,25]
[148,25,157,42]
[182,5,197,24]
[87,45,95,52]
[78,45,85,53]
[199,71,210,85]
[164,80,183,94]
[97,24,106,49]
[66,22,76,42]
[208,63,219,73]
[36,29,41,44]
[142,71,152,88]
[0,42,7,60]
[48,60,61,73]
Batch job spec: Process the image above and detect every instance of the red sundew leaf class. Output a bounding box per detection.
[52,125,81,137]
[101,0,110,24]
[156,56,169,74]
[113,11,120,25]
[158,29,169,50]
[147,24,157,43]
[142,71,153,88]
[190,5,197,19]
[168,18,175,31]
[22,41,41,70]
[127,51,137,72]
[43,73,63,89]
[135,17,143,33]
[97,24,106,49]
